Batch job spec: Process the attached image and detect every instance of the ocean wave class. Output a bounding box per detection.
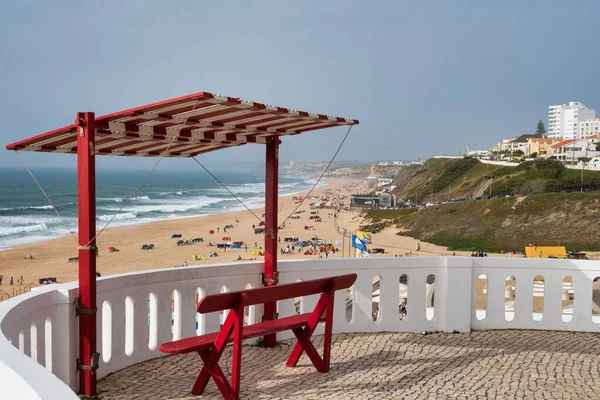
[98,212,138,221]
[0,215,72,225]
[279,182,300,188]
[119,196,224,214]
[0,204,55,211]
[205,186,264,195]
[131,196,151,201]
[0,223,48,237]
[156,190,192,196]
[98,197,124,203]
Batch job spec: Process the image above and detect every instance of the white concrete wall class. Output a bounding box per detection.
[3,257,600,399]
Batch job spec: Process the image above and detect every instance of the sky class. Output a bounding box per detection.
[1,0,599,170]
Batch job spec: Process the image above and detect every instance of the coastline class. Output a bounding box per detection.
[0,177,361,286]
[0,175,527,291]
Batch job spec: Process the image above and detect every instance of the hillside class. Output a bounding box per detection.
[364,192,600,253]
[392,158,503,203]
[392,157,600,203]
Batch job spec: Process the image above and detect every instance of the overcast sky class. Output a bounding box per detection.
[1,0,599,170]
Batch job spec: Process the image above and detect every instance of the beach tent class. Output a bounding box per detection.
[5,91,357,397]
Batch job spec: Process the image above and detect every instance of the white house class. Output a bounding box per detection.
[551,136,599,164]
[377,177,393,186]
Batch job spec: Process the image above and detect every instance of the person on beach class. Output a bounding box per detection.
[0,275,2,286]
[245,244,248,252]
[183,261,187,267]
[10,277,14,286]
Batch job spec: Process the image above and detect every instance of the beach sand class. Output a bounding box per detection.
[0,177,482,292]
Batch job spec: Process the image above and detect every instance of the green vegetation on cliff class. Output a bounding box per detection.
[393,157,600,203]
[365,192,600,253]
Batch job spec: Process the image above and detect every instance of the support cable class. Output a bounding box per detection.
[15,150,79,243]
[278,124,354,229]
[191,156,263,222]
[15,100,202,247]
[87,100,202,246]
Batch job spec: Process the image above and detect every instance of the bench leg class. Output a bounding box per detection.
[230,307,244,399]
[191,308,242,399]
[290,327,326,372]
[192,350,213,395]
[286,289,334,373]
[322,289,335,372]
[196,350,234,398]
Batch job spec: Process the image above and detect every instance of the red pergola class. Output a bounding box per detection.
[5,91,358,396]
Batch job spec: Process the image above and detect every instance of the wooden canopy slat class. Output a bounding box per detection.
[6,91,359,157]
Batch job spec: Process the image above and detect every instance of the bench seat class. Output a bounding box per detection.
[159,312,325,354]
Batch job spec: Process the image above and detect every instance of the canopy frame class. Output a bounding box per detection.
[5,92,358,397]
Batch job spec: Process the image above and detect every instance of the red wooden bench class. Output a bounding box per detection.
[159,274,357,400]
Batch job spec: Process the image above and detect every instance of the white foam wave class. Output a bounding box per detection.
[131,196,150,201]
[156,190,191,196]
[0,204,54,211]
[279,182,300,188]
[98,212,138,221]
[0,223,48,237]
[0,215,71,225]
[98,197,124,203]
[122,196,223,214]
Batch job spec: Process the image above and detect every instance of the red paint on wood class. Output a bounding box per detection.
[77,112,97,396]
[264,136,279,347]
[159,275,355,399]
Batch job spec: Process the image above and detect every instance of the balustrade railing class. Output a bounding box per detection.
[2,257,600,399]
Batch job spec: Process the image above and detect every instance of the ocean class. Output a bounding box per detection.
[0,167,320,250]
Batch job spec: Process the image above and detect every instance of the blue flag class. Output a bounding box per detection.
[352,233,370,257]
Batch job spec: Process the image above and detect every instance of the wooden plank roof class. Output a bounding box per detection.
[6,92,358,157]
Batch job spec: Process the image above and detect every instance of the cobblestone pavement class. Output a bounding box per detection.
[98,331,600,399]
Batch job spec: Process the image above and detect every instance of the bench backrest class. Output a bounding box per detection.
[196,274,357,314]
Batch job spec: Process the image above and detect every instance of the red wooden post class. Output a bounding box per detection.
[263,136,279,347]
[77,112,98,396]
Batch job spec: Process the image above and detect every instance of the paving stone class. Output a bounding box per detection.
[98,331,600,399]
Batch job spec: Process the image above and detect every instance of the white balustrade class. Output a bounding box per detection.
[2,256,600,399]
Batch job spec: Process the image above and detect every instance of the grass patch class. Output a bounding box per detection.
[368,191,600,253]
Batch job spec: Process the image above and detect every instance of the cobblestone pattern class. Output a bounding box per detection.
[98,331,600,399]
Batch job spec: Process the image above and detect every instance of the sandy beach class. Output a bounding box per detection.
[0,177,482,293]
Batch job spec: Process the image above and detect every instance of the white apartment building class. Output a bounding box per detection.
[579,118,600,138]
[548,102,596,139]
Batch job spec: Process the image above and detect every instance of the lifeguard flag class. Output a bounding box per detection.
[352,232,370,257]
[354,231,372,244]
